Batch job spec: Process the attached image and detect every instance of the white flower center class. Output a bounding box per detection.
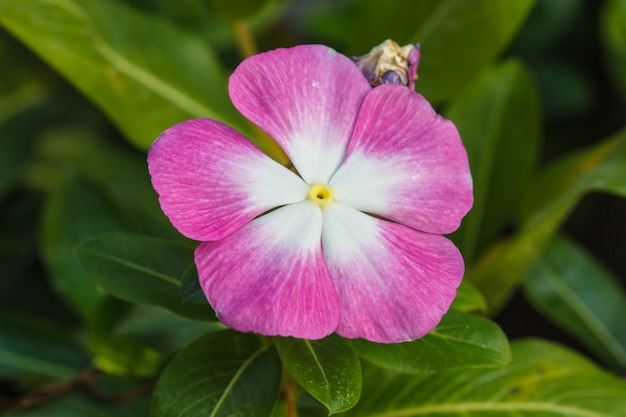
[307,183,334,207]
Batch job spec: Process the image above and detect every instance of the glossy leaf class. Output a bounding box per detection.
[350,0,535,103]
[115,305,223,353]
[274,334,361,414]
[180,263,209,304]
[353,310,510,373]
[41,177,125,320]
[75,232,215,321]
[602,0,626,100]
[153,330,281,417]
[446,60,541,264]
[470,128,626,313]
[451,281,487,314]
[345,339,626,417]
[37,128,179,320]
[0,314,88,380]
[524,235,626,371]
[0,0,244,149]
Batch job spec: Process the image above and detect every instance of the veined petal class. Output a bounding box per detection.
[148,119,307,241]
[330,85,473,234]
[229,45,371,184]
[196,201,339,339]
[321,203,464,343]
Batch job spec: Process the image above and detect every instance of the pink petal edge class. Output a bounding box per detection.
[321,203,464,343]
[196,201,340,339]
[148,118,308,242]
[229,45,372,184]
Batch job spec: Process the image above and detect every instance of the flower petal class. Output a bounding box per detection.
[406,43,420,90]
[229,45,371,184]
[330,85,473,234]
[196,201,339,339]
[321,203,464,343]
[148,118,307,241]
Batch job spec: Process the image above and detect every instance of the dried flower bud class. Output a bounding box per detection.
[351,39,420,89]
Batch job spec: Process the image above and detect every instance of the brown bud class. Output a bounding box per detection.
[351,40,420,89]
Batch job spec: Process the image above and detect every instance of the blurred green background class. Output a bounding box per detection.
[1,0,626,414]
[2,0,624,339]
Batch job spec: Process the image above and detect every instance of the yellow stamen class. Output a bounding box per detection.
[307,183,334,207]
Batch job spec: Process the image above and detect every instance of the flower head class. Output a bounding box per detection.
[148,45,473,343]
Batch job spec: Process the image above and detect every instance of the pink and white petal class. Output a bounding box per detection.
[148,118,308,242]
[196,201,339,339]
[321,203,464,343]
[229,45,371,184]
[330,85,473,235]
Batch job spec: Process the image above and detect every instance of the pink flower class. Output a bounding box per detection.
[147,45,473,343]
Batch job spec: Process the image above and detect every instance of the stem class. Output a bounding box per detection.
[232,21,258,58]
[2,369,155,413]
[283,379,297,417]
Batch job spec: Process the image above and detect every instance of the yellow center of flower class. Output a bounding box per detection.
[307,183,334,207]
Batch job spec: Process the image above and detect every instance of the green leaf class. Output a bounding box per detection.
[349,0,535,103]
[602,0,626,100]
[153,330,281,417]
[33,128,178,239]
[115,305,223,353]
[76,232,215,321]
[353,310,510,373]
[446,60,541,264]
[469,127,626,313]
[274,334,361,414]
[86,297,163,377]
[41,176,125,320]
[0,0,244,149]
[294,395,330,417]
[450,281,487,314]
[180,262,209,304]
[0,28,48,121]
[0,314,88,379]
[523,235,626,371]
[36,128,179,320]
[345,339,626,417]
